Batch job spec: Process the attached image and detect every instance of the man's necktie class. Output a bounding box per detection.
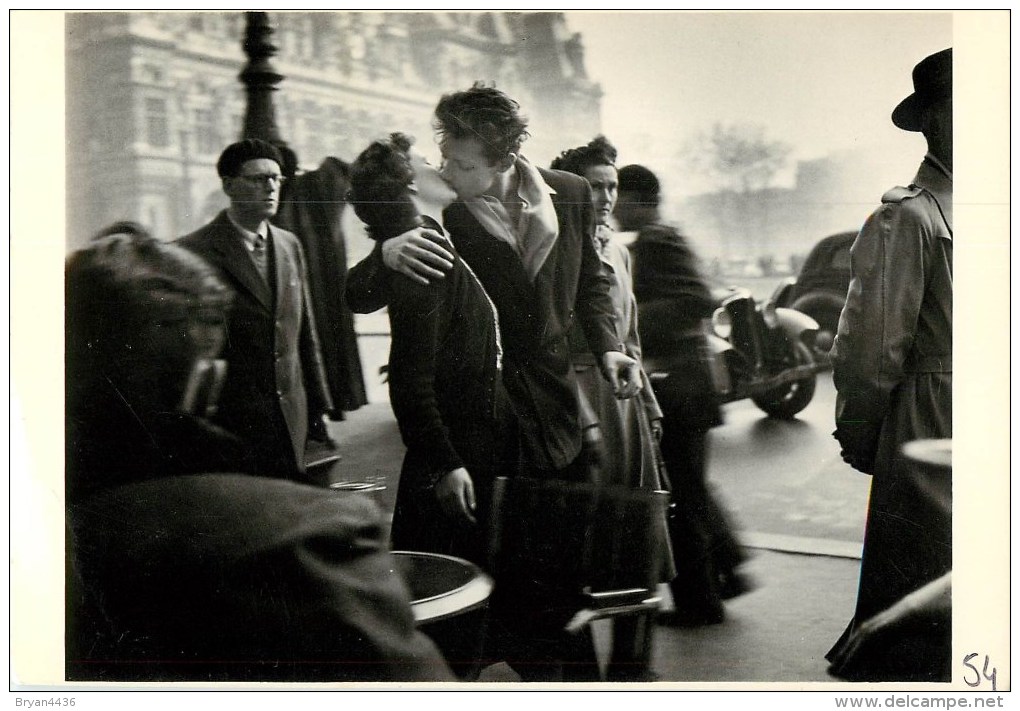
[252,234,268,281]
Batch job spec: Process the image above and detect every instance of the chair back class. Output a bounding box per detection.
[487,477,670,598]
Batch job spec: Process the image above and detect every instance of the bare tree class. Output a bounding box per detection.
[681,123,792,193]
[675,123,793,268]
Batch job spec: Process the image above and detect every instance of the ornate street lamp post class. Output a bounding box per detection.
[239,11,290,155]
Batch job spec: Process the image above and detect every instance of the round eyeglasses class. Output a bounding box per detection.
[237,173,286,186]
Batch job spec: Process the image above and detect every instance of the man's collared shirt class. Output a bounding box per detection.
[464,155,560,282]
[226,211,270,280]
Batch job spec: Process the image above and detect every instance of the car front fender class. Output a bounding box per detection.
[776,307,819,346]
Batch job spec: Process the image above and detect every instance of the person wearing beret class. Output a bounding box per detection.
[177,139,333,480]
[65,227,453,682]
[827,47,953,682]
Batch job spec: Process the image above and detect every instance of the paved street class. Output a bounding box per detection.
[709,372,872,556]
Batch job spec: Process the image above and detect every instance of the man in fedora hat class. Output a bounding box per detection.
[826,47,953,682]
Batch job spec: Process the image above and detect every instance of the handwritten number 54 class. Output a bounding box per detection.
[963,653,997,690]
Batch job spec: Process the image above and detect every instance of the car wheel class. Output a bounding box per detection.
[810,309,840,358]
[794,301,843,360]
[751,341,817,419]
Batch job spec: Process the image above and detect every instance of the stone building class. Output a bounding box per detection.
[65,11,603,250]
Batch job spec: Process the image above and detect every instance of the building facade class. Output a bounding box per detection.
[65,11,603,250]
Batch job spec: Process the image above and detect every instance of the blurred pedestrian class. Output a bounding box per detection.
[66,225,453,682]
[827,47,953,682]
[177,139,334,480]
[551,136,673,681]
[615,163,752,627]
[274,153,369,416]
[346,83,641,681]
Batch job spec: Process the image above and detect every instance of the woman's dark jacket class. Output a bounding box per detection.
[350,237,503,564]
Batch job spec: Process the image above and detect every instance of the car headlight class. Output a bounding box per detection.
[711,307,732,339]
[762,302,779,329]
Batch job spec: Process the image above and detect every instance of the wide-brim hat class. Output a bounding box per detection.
[892,48,952,132]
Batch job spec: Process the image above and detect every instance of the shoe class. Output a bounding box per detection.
[718,570,755,600]
[657,605,724,628]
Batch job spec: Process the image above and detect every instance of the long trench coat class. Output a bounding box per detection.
[570,234,664,488]
[568,232,674,584]
[274,157,368,415]
[827,156,953,679]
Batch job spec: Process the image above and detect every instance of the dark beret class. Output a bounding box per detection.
[216,139,285,178]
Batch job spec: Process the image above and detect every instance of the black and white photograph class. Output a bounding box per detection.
[9,8,1010,704]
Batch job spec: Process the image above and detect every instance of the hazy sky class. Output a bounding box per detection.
[564,11,952,195]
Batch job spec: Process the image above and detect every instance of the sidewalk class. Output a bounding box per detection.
[324,402,862,685]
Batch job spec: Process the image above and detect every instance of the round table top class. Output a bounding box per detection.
[390,551,494,625]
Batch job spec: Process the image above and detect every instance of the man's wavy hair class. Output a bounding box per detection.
[433,82,530,164]
[550,135,618,177]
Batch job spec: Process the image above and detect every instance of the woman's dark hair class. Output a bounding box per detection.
[433,82,530,164]
[550,135,618,177]
[348,133,422,242]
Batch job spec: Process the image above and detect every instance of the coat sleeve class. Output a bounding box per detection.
[386,275,465,478]
[345,242,392,314]
[831,198,933,471]
[630,317,664,423]
[620,249,663,421]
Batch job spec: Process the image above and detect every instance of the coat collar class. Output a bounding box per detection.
[207,210,274,310]
[462,156,560,282]
[915,154,953,235]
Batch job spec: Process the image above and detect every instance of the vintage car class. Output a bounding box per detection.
[703,285,822,419]
[773,230,856,357]
[642,283,824,421]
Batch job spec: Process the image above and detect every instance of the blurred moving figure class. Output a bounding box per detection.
[177,139,334,480]
[551,136,673,681]
[274,153,369,415]
[615,164,752,627]
[65,226,453,682]
[827,48,953,682]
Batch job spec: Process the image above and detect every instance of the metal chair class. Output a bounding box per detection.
[486,475,670,680]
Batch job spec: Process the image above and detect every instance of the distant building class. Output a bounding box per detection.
[65,11,603,249]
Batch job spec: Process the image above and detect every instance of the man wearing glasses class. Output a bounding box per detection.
[178,139,332,480]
